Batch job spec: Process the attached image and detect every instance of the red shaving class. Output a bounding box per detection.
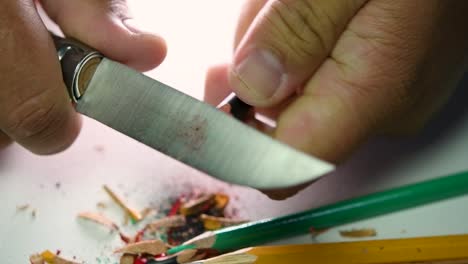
[168,198,183,216]
[133,256,147,264]
[120,233,131,244]
[134,230,145,243]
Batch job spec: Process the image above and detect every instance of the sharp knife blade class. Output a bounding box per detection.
[53,35,334,189]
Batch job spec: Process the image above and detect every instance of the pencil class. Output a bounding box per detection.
[187,234,468,264]
[217,93,253,122]
[168,170,468,254]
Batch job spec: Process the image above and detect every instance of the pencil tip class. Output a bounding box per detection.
[167,244,196,255]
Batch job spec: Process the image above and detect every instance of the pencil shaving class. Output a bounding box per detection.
[31,250,81,264]
[103,185,142,221]
[190,252,209,262]
[119,254,134,264]
[96,202,107,209]
[309,227,329,238]
[114,239,167,255]
[50,256,81,264]
[176,249,198,263]
[339,228,377,238]
[16,204,30,211]
[77,212,119,231]
[200,214,248,230]
[140,208,157,220]
[146,215,186,232]
[214,194,229,210]
[180,194,215,216]
[123,213,130,226]
[29,254,44,264]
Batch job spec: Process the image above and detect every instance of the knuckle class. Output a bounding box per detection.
[265,0,336,62]
[333,29,423,114]
[107,0,130,19]
[389,74,420,110]
[4,94,65,144]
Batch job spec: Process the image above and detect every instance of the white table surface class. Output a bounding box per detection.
[1,1,468,263]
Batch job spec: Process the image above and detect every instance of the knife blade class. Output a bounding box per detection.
[52,35,334,189]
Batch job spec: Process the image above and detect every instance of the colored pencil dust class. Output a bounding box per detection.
[29,191,242,263]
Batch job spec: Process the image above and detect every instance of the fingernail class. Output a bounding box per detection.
[231,49,286,100]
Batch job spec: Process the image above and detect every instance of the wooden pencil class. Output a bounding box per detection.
[187,234,468,264]
[168,170,468,254]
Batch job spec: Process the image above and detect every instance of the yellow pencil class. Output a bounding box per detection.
[188,234,468,264]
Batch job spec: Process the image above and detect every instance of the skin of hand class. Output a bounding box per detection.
[205,0,468,198]
[0,0,166,154]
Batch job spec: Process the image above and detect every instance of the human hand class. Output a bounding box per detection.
[0,0,166,153]
[206,0,468,165]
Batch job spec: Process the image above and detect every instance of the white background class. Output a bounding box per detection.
[1,1,468,263]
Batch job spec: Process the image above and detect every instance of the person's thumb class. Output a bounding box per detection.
[273,0,468,163]
[40,0,166,71]
[228,0,366,107]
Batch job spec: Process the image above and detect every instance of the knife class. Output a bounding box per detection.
[52,34,334,189]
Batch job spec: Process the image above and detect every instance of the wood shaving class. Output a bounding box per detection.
[40,250,56,262]
[32,209,37,219]
[77,212,119,231]
[120,254,135,264]
[114,240,167,255]
[123,213,130,226]
[191,252,210,262]
[140,208,157,220]
[16,204,30,211]
[214,194,229,210]
[180,194,215,216]
[50,255,81,264]
[175,249,198,263]
[96,202,107,209]
[145,215,186,232]
[200,214,247,230]
[339,228,377,238]
[29,251,81,264]
[103,185,142,221]
[309,227,329,238]
[29,254,44,264]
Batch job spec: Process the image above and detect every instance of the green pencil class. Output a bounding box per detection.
[167,170,468,254]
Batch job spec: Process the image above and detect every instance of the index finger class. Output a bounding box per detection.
[0,2,80,154]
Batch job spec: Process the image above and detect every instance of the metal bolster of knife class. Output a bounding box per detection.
[51,34,103,103]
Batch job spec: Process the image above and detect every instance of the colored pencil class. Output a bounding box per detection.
[187,234,468,264]
[168,170,468,254]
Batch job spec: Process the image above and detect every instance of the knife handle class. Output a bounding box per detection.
[51,34,103,102]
